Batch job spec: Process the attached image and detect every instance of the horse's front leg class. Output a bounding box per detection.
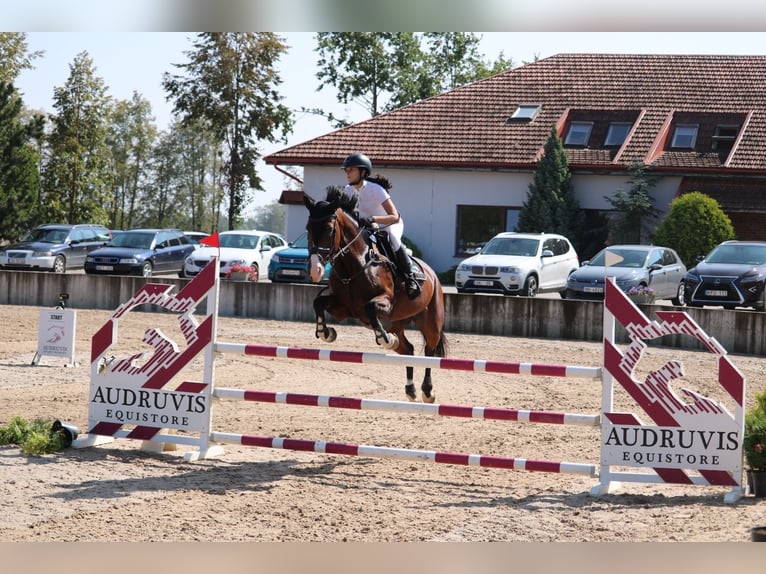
[313,293,337,343]
[364,299,398,350]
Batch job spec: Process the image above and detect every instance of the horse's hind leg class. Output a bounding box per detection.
[394,333,418,401]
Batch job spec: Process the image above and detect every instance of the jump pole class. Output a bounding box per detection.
[74,257,748,503]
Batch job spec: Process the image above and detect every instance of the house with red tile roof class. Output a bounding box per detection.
[264,53,766,274]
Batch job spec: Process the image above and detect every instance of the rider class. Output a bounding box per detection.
[341,152,421,300]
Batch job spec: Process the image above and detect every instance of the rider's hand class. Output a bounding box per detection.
[362,216,379,231]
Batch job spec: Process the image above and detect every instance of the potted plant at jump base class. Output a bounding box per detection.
[626,285,655,305]
[744,388,766,497]
[225,263,257,282]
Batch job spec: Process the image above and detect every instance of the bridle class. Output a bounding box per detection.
[307,209,373,284]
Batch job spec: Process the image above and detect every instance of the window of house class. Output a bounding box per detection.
[712,124,739,153]
[671,124,698,149]
[508,104,541,122]
[455,205,519,256]
[564,121,593,146]
[604,122,632,147]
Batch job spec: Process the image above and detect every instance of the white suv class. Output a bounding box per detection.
[454,232,579,297]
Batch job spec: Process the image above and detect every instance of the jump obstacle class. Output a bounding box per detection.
[73,257,748,503]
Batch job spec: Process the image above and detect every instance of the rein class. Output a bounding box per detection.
[309,211,381,285]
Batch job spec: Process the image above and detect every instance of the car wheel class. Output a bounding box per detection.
[141,262,153,278]
[522,274,538,297]
[558,289,567,299]
[250,264,259,282]
[671,282,685,306]
[178,268,187,279]
[52,255,66,274]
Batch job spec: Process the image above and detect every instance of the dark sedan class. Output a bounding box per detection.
[84,229,195,278]
[684,240,766,311]
[0,223,111,273]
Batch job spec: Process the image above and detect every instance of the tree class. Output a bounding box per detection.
[41,51,113,225]
[315,33,516,118]
[651,191,735,268]
[315,33,416,117]
[163,33,293,230]
[516,127,585,248]
[0,33,43,84]
[605,161,660,244]
[248,200,285,234]
[0,82,44,241]
[106,92,157,230]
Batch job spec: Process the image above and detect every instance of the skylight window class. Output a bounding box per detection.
[508,104,541,122]
[604,122,632,147]
[564,121,593,146]
[671,124,698,149]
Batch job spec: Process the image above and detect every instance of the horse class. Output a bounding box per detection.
[303,187,448,403]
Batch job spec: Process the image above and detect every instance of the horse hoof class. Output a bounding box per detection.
[422,393,436,404]
[381,334,399,350]
[405,384,417,401]
[321,328,337,343]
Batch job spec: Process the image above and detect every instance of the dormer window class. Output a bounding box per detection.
[712,124,739,153]
[564,121,593,146]
[508,104,541,122]
[671,124,698,149]
[604,122,632,147]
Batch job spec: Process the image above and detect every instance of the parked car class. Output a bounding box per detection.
[184,231,210,248]
[684,240,766,311]
[84,228,195,278]
[268,231,331,284]
[454,232,579,297]
[0,223,111,273]
[565,244,687,304]
[183,230,288,281]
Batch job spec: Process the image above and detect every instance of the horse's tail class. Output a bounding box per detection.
[433,329,448,358]
[429,272,448,358]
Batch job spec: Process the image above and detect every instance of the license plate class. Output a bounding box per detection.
[583,286,604,293]
[705,289,727,297]
[96,265,114,271]
[474,280,494,287]
[9,258,26,265]
[282,269,301,276]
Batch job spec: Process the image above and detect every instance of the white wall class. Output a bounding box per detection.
[283,166,684,274]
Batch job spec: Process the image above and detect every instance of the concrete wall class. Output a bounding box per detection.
[2,270,764,356]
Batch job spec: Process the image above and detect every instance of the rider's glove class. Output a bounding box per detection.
[362,216,379,231]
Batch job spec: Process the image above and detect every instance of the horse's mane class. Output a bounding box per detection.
[325,184,358,215]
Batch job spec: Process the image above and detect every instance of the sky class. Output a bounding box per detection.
[13,31,766,215]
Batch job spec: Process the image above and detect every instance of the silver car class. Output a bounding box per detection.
[565,244,686,304]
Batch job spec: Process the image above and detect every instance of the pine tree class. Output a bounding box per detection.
[517,127,585,249]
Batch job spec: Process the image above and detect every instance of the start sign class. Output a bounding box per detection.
[33,308,77,367]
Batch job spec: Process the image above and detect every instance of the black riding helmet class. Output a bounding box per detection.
[341,153,372,177]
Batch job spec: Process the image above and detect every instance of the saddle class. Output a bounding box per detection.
[367,230,427,283]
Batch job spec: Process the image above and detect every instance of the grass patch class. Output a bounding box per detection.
[0,416,68,455]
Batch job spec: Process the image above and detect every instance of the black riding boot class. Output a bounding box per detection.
[396,247,421,300]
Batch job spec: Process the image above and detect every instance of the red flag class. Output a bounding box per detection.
[200,233,219,247]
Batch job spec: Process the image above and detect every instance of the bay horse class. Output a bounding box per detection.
[303,187,447,403]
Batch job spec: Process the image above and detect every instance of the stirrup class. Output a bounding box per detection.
[405,278,421,300]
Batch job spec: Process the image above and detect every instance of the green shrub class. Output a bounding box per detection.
[745,390,766,472]
[0,416,67,455]
[437,265,457,286]
[651,191,735,268]
[402,236,423,259]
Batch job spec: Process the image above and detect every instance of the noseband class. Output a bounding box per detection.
[307,210,366,267]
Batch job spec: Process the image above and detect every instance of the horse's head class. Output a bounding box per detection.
[304,190,342,282]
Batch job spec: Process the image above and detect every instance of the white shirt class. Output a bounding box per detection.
[343,180,390,219]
